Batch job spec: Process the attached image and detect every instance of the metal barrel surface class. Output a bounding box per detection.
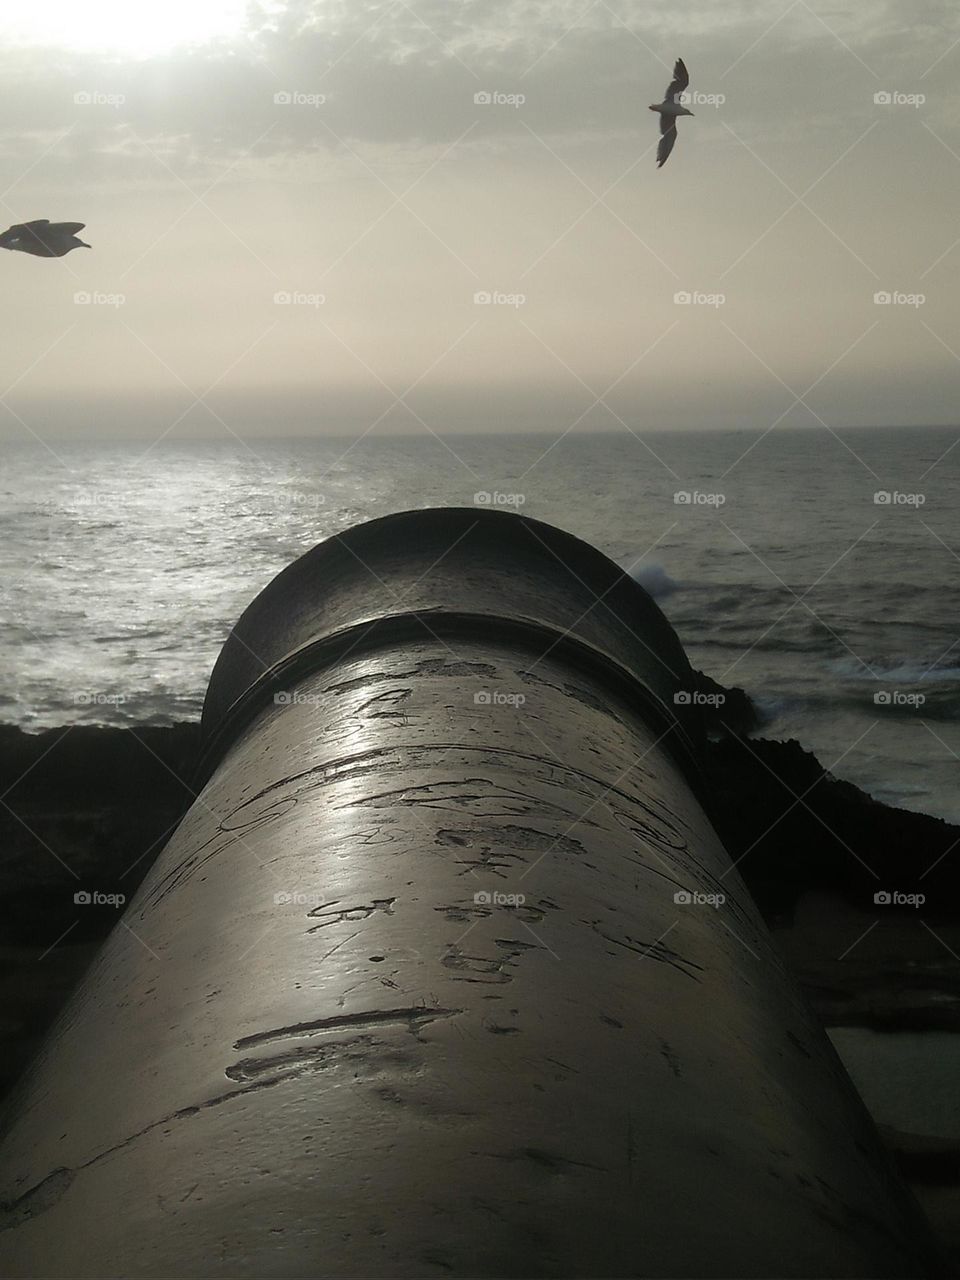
[0,508,941,1278]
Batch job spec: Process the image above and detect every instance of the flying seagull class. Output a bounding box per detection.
[0,220,90,257]
[650,59,693,168]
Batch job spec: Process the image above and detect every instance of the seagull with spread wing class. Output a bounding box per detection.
[649,59,693,168]
[0,220,90,257]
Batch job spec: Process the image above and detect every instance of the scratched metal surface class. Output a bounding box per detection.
[0,640,939,1276]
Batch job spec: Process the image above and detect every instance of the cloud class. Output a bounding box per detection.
[0,0,955,178]
[0,0,958,435]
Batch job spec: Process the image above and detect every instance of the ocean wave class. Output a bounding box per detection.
[750,694,788,723]
[627,563,677,599]
[92,630,171,643]
[761,688,960,723]
[672,579,957,608]
[683,634,848,657]
[828,656,960,683]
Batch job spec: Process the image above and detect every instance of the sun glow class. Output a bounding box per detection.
[0,0,251,55]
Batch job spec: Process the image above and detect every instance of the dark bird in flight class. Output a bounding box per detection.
[649,59,693,168]
[0,220,90,257]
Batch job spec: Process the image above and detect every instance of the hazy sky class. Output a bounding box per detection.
[1,0,958,439]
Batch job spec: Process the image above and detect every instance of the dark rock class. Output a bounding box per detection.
[878,1126,960,1186]
[0,722,199,945]
[691,669,763,736]
[702,733,960,923]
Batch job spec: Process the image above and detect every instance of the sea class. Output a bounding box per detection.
[1,425,958,823]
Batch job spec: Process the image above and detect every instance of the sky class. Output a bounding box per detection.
[0,0,959,439]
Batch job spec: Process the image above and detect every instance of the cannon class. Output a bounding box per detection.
[0,508,942,1277]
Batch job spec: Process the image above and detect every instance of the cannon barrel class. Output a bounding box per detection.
[0,508,941,1277]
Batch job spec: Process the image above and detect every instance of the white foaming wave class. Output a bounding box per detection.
[627,562,678,599]
[828,655,960,684]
